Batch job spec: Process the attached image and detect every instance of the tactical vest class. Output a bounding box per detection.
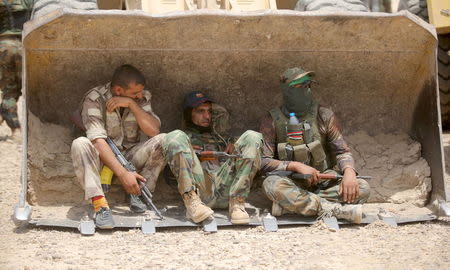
[270,105,329,172]
[186,127,226,152]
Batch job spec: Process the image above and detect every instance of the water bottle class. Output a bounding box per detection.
[289,112,300,125]
[287,112,303,145]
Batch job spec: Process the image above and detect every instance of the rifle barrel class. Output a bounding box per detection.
[268,171,372,180]
[140,184,163,219]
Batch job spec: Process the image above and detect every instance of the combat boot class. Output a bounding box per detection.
[229,197,250,224]
[320,200,362,224]
[182,190,214,223]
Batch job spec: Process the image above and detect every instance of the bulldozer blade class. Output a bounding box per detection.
[13,203,32,224]
[323,217,340,231]
[262,214,278,232]
[202,217,218,233]
[439,201,450,216]
[378,211,398,227]
[141,219,156,234]
[18,9,449,231]
[78,219,95,236]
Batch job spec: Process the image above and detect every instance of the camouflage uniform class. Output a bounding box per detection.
[260,103,371,217]
[71,83,167,200]
[0,0,30,131]
[182,128,262,208]
[161,101,290,209]
[0,37,21,130]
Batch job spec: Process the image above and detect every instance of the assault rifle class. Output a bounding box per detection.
[267,170,372,181]
[106,137,163,219]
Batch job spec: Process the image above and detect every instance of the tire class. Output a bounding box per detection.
[32,0,98,19]
[402,0,450,128]
[439,35,450,129]
[295,0,369,12]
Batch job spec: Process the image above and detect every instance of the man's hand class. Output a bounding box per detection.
[106,96,134,112]
[225,143,235,154]
[117,171,146,195]
[339,168,359,203]
[287,161,320,186]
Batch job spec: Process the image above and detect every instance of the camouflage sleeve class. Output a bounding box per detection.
[81,94,107,141]
[259,113,277,158]
[258,113,291,173]
[318,106,356,173]
[260,158,291,175]
[140,90,161,125]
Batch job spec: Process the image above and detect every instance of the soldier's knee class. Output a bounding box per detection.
[242,130,262,140]
[149,133,166,143]
[163,130,191,153]
[166,130,188,142]
[239,130,262,144]
[236,130,263,158]
[357,179,371,203]
[263,176,293,198]
[71,137,93,154]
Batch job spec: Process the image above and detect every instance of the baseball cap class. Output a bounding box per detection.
[183,91,214,109]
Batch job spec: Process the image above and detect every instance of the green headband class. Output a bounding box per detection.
[288,75,310,87]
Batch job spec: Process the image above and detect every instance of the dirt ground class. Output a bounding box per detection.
[0,122,449,270]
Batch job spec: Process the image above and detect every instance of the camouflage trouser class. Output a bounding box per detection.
[0,36,22,130]
[163,130,262,209]
[71,134,167,200]
[263,169,371,216]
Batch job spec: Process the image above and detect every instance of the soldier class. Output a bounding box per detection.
[71,65,213,228]
[259,67,371,223]
[0,0,32,138]
[71,64,163,228]
[168,91,262,224]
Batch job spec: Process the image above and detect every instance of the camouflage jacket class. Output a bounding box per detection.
[259,105,355,173]
[0,38,21,95]
[81,82,160,150]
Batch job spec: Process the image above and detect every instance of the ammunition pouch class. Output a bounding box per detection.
[277,143,289,161]
[277,142,309,164]
[293,144,309,164]
[277,139,327,171]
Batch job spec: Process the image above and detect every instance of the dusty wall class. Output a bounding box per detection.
[347,131,432,206]
[27,112,433,206]
[22,9,446,204]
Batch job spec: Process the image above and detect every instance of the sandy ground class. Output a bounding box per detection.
[0,123,449,269]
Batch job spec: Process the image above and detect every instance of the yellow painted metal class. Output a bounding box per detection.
[427,0,450,34]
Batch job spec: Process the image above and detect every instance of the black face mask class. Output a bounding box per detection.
[281,83,313,117]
